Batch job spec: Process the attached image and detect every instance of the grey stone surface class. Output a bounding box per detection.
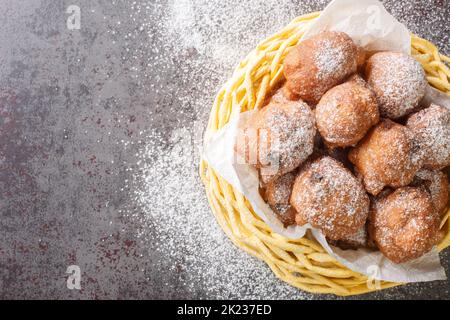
[0,0,448,299]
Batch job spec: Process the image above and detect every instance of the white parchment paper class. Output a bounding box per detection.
[203,0,448,282]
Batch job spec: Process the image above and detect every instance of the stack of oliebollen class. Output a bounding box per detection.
[236,31,450,264]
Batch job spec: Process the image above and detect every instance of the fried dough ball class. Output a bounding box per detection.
[368,186,440,263]
[235,100,316,184]
[290,156,370,240]
[283,31,359,105]
[412,169,449,217]
[348,119,421,195]
[365,51,427,119]
[347,73,367,86]
[328,225,368,250]
[315,75,379,148]
[406,104,450,169]
[264,172,297,226]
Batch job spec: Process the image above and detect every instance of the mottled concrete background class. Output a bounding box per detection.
[0,0,449,299]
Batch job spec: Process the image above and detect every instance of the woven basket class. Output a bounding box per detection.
[200,12,450,296]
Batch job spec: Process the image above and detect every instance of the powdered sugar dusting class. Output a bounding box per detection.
[124,0,327,299]
[291,156,369,240]
[315,77,379,147]
[349,120,421,195]
[129,129,310,298]
[414,169,449,215]
[121,0,450,298]
[371,187,439,263]
[329,225,368,249]
[267,172,296,205]
[407,104,450,169]
[345,226,367,245]
[265,171,297,226]
[366,52,427,119]
[259,101,316,183]
[315,38,352,80]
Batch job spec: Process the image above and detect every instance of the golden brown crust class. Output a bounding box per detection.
[327,225,368,250]
[406,104,450,170]
[369,186,440,263]
[290,156,369,240]
[265,172,297,226]
[348,119,421,195]
[315,76,379,148]
[269,84,301,104]
[365,51,427,119]
[283,31,358,105]
[235,100,316,184]
[412,169,449,217]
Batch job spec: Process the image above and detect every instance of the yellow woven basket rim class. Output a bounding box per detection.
[200,11,450,296]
